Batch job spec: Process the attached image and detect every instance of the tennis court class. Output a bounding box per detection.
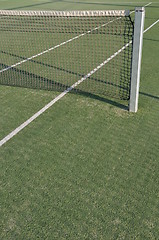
[0,0,159,239]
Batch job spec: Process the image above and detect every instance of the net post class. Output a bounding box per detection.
[129,7,145,112]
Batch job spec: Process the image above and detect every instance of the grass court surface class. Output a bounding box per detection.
[0,0,159,239]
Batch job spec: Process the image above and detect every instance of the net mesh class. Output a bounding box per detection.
[0,10,134,100]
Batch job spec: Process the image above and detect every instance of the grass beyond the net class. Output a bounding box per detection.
[0,1,159,239]
[0,10,133,103]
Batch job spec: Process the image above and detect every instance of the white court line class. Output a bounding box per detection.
[0,42,130,147]
[144,2,152,6]
[0,17,120,74]
[0,3,155,147]
[0,2,152,73]
[0,2,152,74]
[130,2,152,14]
[0,18,158,147]
[144,19,159,33]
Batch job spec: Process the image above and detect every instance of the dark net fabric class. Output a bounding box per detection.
[0,11,134,100]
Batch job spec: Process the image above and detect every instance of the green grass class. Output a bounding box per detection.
[0,15,132,101]
[0,0,159,239]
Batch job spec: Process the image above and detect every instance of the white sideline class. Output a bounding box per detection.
[0,42,130,147]
[1,3,157,148]
[144,19,159,33]
[0,17,121,74]
[0,2,151,74]
[129,2,152,14]
[144,2,152,6]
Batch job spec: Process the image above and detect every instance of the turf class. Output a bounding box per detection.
[0,1,159,239]
[0,14,133,101]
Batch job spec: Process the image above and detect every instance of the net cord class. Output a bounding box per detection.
[0,10,130,17]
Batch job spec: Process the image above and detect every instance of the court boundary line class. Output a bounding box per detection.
[0,14,123,74]
[0,41,131,147]
[0,17,158,147]
[143,19,159,33]
[0,2,155,147]
[0,2,152,74]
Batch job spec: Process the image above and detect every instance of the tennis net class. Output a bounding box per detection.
[0,10,134,100]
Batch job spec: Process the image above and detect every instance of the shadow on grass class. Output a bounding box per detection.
[0,50,130,96]
[140,92,159,101]
[0,60,128,111]
[1,57,158,110]
[144,38,159,42]
[77,91,128,110]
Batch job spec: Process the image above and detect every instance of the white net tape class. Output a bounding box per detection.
[0,10,130,17]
